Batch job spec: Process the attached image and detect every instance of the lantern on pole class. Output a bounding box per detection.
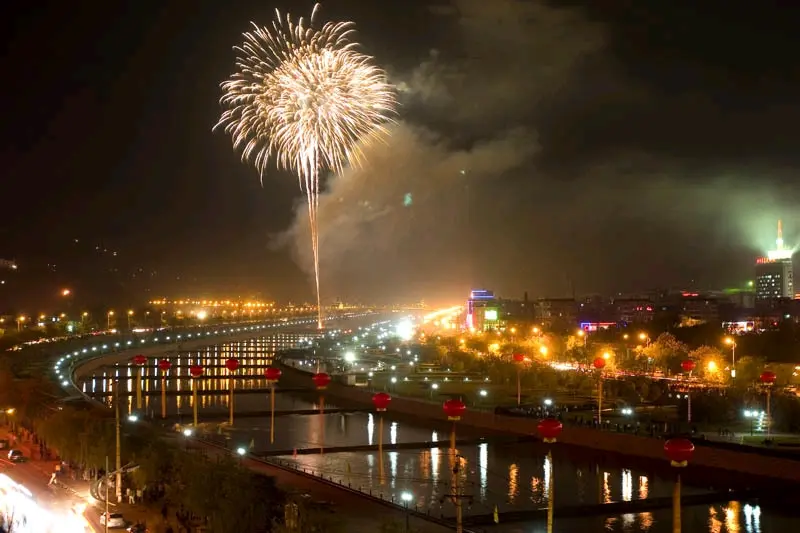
[537,417,562,533]
[189,364,204,426]
[265,367,282,444]
[132,354,147,411]
[760,370,777,439]
[664,438,694,533]
[157,359,172,419]
[313,372,331,454]
[372,392,391,485]
[680,360,696,373]
[512,353,525,406]
[593,357,606,425]
[443,398,466,533]
[225,358,240,426]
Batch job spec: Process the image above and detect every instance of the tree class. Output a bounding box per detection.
[688,346,728,385]
[643,333,688,374]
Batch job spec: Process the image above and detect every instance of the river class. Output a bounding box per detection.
[78,332,796,532]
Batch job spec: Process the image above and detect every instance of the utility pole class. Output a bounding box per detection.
[105,455,109,533]
[115,380,122,503]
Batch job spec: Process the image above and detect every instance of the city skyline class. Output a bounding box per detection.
[2,1,800,307]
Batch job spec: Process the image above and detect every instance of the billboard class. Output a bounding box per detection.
[484,309,498,321]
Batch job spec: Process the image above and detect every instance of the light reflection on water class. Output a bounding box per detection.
[492,503,773,533]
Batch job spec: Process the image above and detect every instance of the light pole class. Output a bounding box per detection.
[373,392,391,486]
[443,399,467,533]
[158,360,172,419]
[724,337,736,381]
[16,316,25,332]
[760,370,776,440]
[107,310,114,330]
[593,357,606,424]
[401,491,413,533]
[225,358,240,426]
[127,310,134,330]
[132,355,147,411]
[114,380,122,503]
[512,353,525,406]
[189,365,204,426]
[537,418,563,533]
[664,438,695,533]
[265,367,282,444]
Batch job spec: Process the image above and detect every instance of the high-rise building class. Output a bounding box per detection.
[755,220,794,302]
[466,289,500,331]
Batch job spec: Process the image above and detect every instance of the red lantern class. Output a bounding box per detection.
[512,353,525,363]
[157,360,172,372]
[593,357,606,370]
[132,354,147,366]
[443,399,466,421]
[537,418,563,443]
[225,358,239,372]
[664,438,695,467]
[760,370,777,385]
[312,372,331,390]
[265,367,282,382]
[681,360,696,373]
[189,365,204,378]
[372,392,391,412]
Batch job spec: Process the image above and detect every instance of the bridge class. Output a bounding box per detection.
[254,435,536,457]
[86,386,310,397]
[162,407,370,422]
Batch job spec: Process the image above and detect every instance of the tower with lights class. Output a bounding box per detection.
[755,220,794,302]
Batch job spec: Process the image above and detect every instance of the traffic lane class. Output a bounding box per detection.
[192,442,451,533]
[0,458,92,530]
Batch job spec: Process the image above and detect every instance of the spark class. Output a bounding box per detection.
[216,3,396,328]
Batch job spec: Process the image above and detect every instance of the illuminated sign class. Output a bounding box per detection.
[579,322,616,332]
[484,309,498,321]
[470,289,494,300]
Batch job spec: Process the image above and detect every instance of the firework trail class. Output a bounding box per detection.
[216,3,395,328]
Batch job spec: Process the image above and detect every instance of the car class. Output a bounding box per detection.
[7,450,23,462]
[100,512,126,528]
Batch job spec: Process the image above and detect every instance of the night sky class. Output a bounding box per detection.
[2,1,800,310]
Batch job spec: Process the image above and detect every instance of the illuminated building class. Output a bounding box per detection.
[755,220,794,302]
[466,289,500,331]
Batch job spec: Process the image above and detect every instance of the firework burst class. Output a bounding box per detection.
[216,3,396,328]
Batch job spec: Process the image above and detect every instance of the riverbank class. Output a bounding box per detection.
[276,363,800,483]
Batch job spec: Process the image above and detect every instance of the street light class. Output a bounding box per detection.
[236,447,247,456]
[127,310,134,330]
[16,316,25,332]
[724,337,737,380]
[107,310,114,330]
[401,491,414,533]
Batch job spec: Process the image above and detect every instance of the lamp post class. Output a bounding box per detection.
[189,365,204,426]
[225,358,240,426]
[681,359,696,424]
[114,379,122,503]
[593,357,606,424]
[537,417,563,533]
[265,367,282,444]
[158,360,172,419]
[443,398,466,533]
[760,370,777,439]
[132,355,147,412]
[372,392,391,485]
[664,438,695,533]
[107,310,114,330]
[313,372,331,453]
[724,337,737,381]
[512,353,525,406]
[16,316,25,332]
[401,491,413,533]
